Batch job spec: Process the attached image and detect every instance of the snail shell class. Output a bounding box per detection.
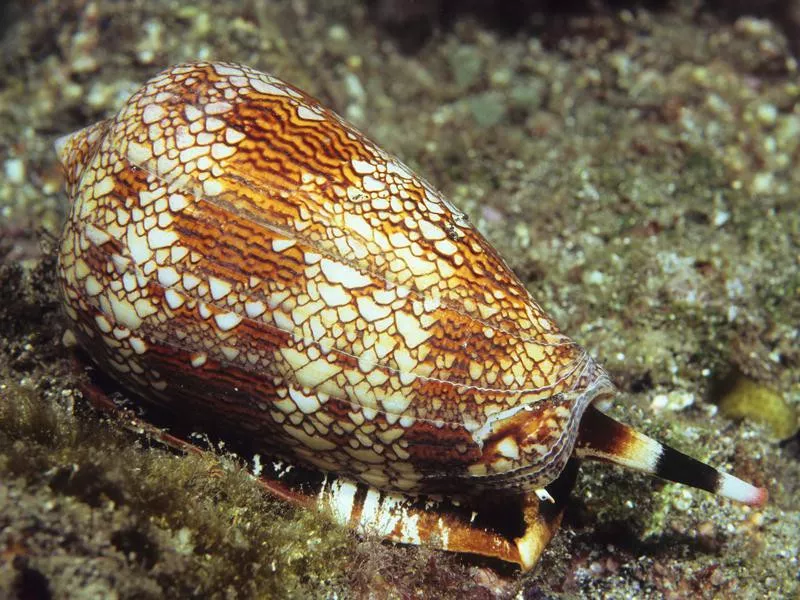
[56,62,766,569]
[56,61,609,495]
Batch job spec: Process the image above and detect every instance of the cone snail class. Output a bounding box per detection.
[56,62,767,570]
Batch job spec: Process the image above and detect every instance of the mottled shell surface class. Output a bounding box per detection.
[57,62,611,496]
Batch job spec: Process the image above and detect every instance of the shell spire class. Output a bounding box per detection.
[575,405,768,506]
[55,120,110,195]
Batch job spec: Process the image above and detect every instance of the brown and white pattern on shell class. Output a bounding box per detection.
[56,62,601,494]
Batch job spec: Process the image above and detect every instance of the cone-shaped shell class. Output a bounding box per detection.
[56,62,612,495]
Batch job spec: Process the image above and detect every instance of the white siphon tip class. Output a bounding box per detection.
[718,471,768,506]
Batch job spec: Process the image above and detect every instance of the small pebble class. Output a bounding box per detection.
[650,390,694,412]
[4,158,25,184]
[584,270,605,285]
[750,172,773,194]
[756,103,777,126]
[672,489,694,511]
[589,561,604,576]
[466,91,506,127]
[449,45,483,90]
[328,24,349,42]
[697,521,715,537]
[343,72,366,101]
[748,512,765,528]
[734,16,774,37]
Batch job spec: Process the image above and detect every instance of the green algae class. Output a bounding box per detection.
[0,360,355,599]
[716,373,798,440]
